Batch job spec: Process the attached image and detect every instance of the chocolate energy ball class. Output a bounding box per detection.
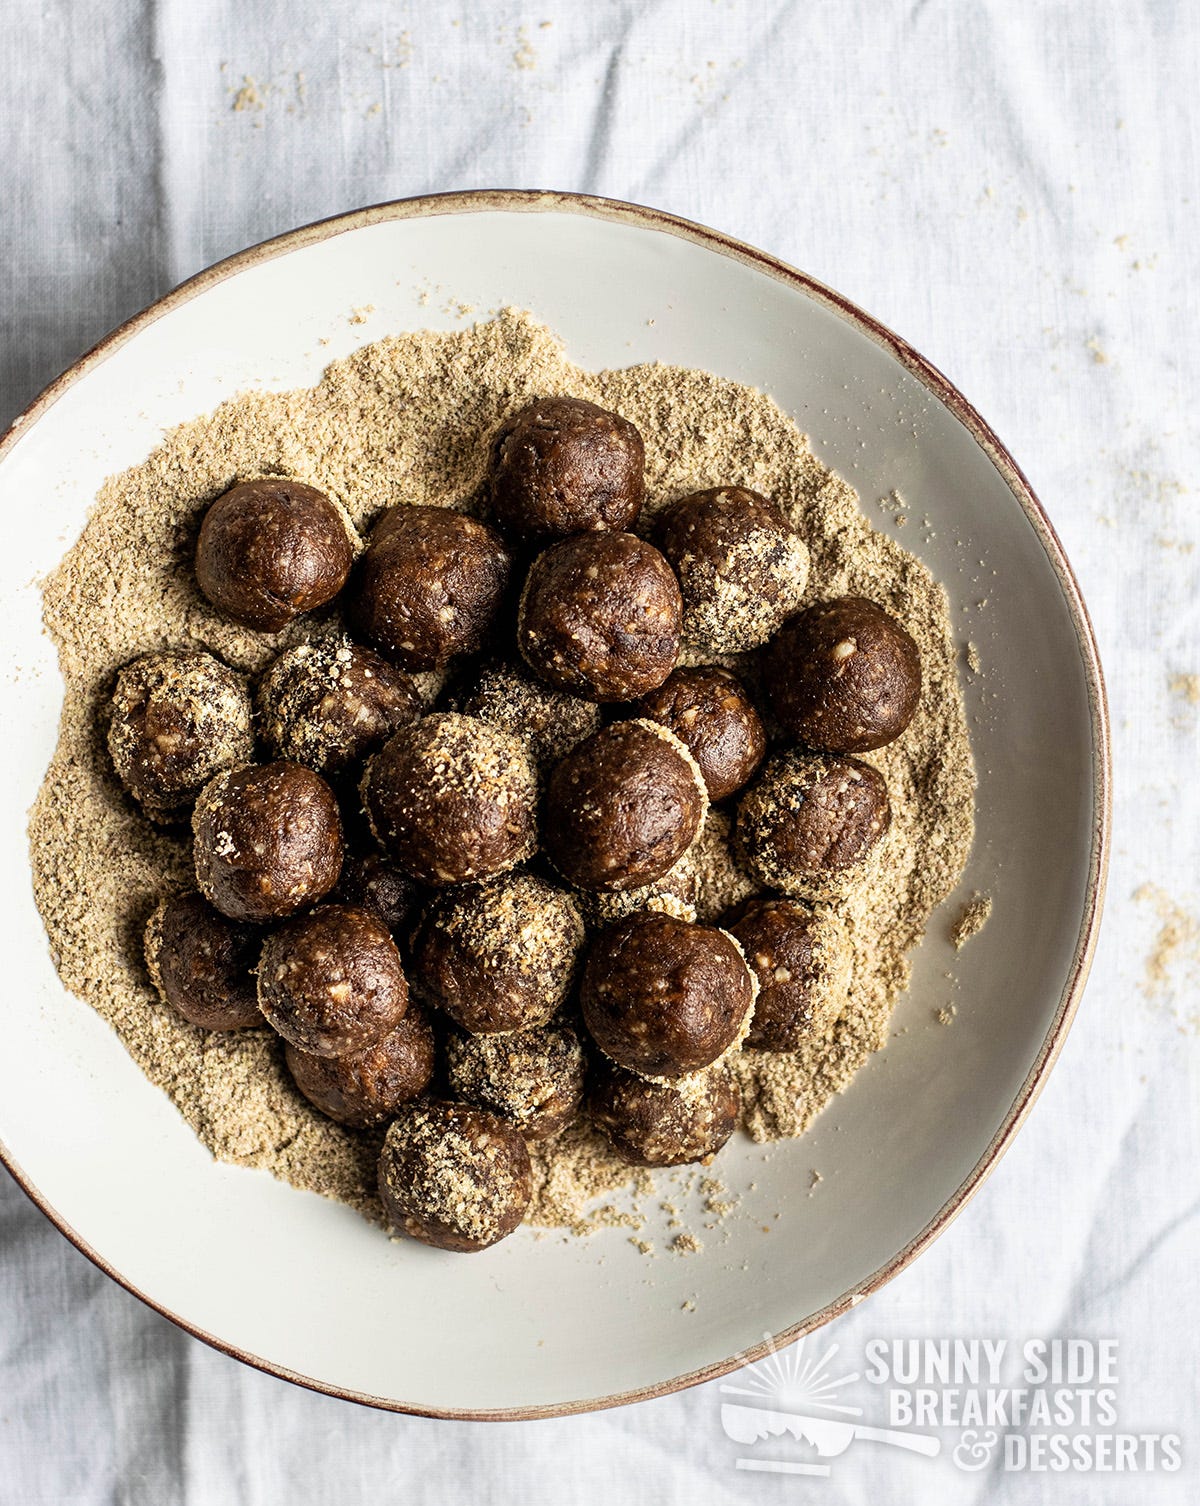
[517,531,682,702]
[107,650,253,822]
[258,903,409,1057]
[333,849,421,935]
[345,505,511,673]
[411,872,584,1034]
[765,596,922,753]
[462,660,601,766]
[378,1101,532,1252]
[542,720,708,893]
[725,897,852,1051]
[285,1004,435,1127]
[193,761,344,922]
[736,751,891,899]
[195,478,356,632]
[589,1061,740,1167]
[489,395,645,544]
[143,891,262,1031]
[446,1024,586,1140]
[655,486,809,654]
[637,666,766,801]
[580,910,756,1079]
[256,635,421,777]
[362,713,538,886]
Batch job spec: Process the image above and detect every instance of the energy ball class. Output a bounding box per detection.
[362,713,538,887]
[258,903,409,1057]
[446,1024,586,1140]
[108,650,253,822]
[143,891,261,1031]
[589,1061,740,1167]
[285,1005,435,1127]
[542,720,708,893]
[379,1102,532,1252]
[411,872,584,1034]
[345,505,511,673]
[765,596,922,753]
[195,478,356,632]
[517,532,682,702]
[736,751,891,899]
[725,897,852,1051]
[655,486,809,654]
[489,395,645,544]
[637,665,766,801]
[256,635,421,777]
[462,660,601,766]
[333,848,421,935]
[580,911,756,1079]
[193,761,344,922]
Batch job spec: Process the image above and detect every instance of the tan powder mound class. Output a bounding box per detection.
[29,309,975,1230]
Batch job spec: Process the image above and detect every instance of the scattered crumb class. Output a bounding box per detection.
[1085,335,1109,365]
[348,305,375,326]
[629,1237,655,1257]
[951,893,992,949]
[513,26,537,70]
[700,1175,738,1217]
[1169,673,1200,706]
[681,1298,696,1311]
[672,1232,702,1256]
[936,1004,958,1025]
[1135,884,1200,1003]
[965,642,982,674]
[809,1170,823,1191]
[231,75,265,113]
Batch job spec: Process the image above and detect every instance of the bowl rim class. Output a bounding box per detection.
[0,188,1111,1422]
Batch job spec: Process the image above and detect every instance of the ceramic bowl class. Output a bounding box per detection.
[0,192,1108,1418]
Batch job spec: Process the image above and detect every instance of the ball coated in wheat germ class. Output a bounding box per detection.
[193,761,344,922]
[542,720,708,892]
[143,891,262,1031]
[346,505,511,672]
[489,395,645,544]
[580,910,756,1079]
[108,650,253,822]
[378,1102,532,1252]
[765,596,921,752]
[285,1004,435,1126]
[517,532,681,702]
[258,903,409,1057]
[195,478,356,632]
[361,713,538,887]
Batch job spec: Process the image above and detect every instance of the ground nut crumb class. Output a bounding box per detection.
[951,892,993,949]
[29,309,974,1231]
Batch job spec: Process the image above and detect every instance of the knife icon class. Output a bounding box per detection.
[721,1403,941,1458]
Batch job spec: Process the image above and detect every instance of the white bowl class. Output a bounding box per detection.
[0,193,1109,1419]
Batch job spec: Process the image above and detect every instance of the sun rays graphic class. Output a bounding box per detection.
[721,1332,864,1417]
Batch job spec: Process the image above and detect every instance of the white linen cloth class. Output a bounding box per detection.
[2,2,1198,1502]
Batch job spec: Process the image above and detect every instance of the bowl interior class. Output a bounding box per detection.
[0,199,1102,1416]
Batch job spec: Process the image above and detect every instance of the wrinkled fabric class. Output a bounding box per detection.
[2,1,1198,1502]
